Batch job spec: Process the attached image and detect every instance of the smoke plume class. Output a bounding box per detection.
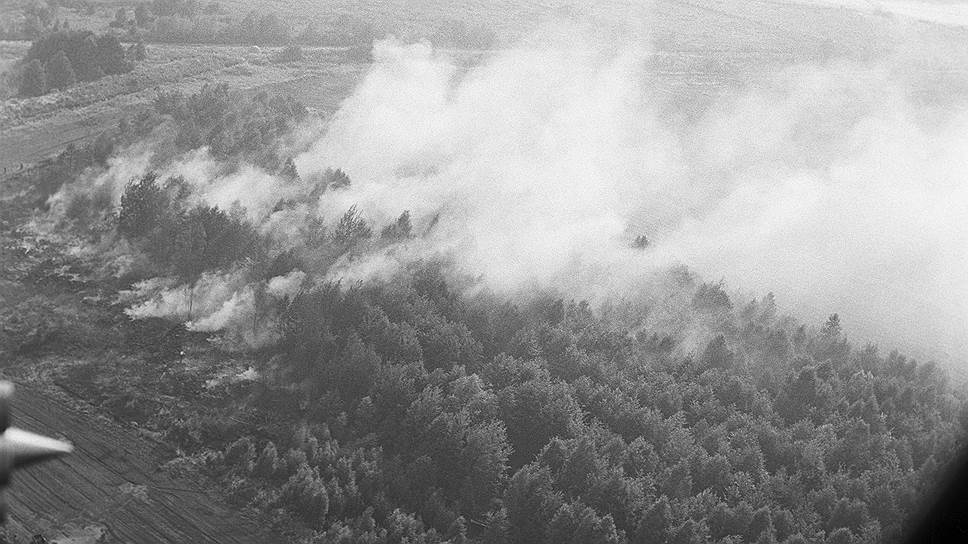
[49,7,967,365]
[292,27,968,364]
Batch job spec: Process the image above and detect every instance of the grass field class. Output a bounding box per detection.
[0,43,370,180]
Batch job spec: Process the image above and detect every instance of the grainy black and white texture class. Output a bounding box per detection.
[0,1,967,543]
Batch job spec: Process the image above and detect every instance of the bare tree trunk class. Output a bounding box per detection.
[187,282,194,320]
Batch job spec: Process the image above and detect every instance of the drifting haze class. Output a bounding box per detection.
[48,5,968,365]
[292,22,968,364]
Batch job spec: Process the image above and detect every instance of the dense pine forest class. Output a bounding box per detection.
[3,83,966,544]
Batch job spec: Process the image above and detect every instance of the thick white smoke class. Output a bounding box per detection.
[121,269,306,348]
[294,31,968,364]
[47,7,966,365]
[299,35,674,290]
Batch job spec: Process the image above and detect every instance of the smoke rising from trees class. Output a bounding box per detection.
[290,31,968,365]
[40,16,968,365]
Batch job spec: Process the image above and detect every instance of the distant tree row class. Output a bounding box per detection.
[153,83,307,167]
[131,4,490,49]
[17,31,142,97]
[0,1,493,52]
[0,0,62,40]
[12,85,304,223]
[142,9,373,47]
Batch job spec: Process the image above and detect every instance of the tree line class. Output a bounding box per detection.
[87,247,967,544]
[16,30,143,97]
[104,172,968,543]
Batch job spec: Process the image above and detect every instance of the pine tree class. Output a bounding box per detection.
[45,50,76,91]
[547,501,623,544]
[127,42,147,61]
[94,34,131,75]
[821,313,842,337]
[381,210,413,240]
[114,8,128,28]
[118,172,168,239]
[279,158,300,181]
[254,441,282,479]
[333,205,372,246]
[135,4,151,27]
[19,59,47,96]
[636,496,671,543]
